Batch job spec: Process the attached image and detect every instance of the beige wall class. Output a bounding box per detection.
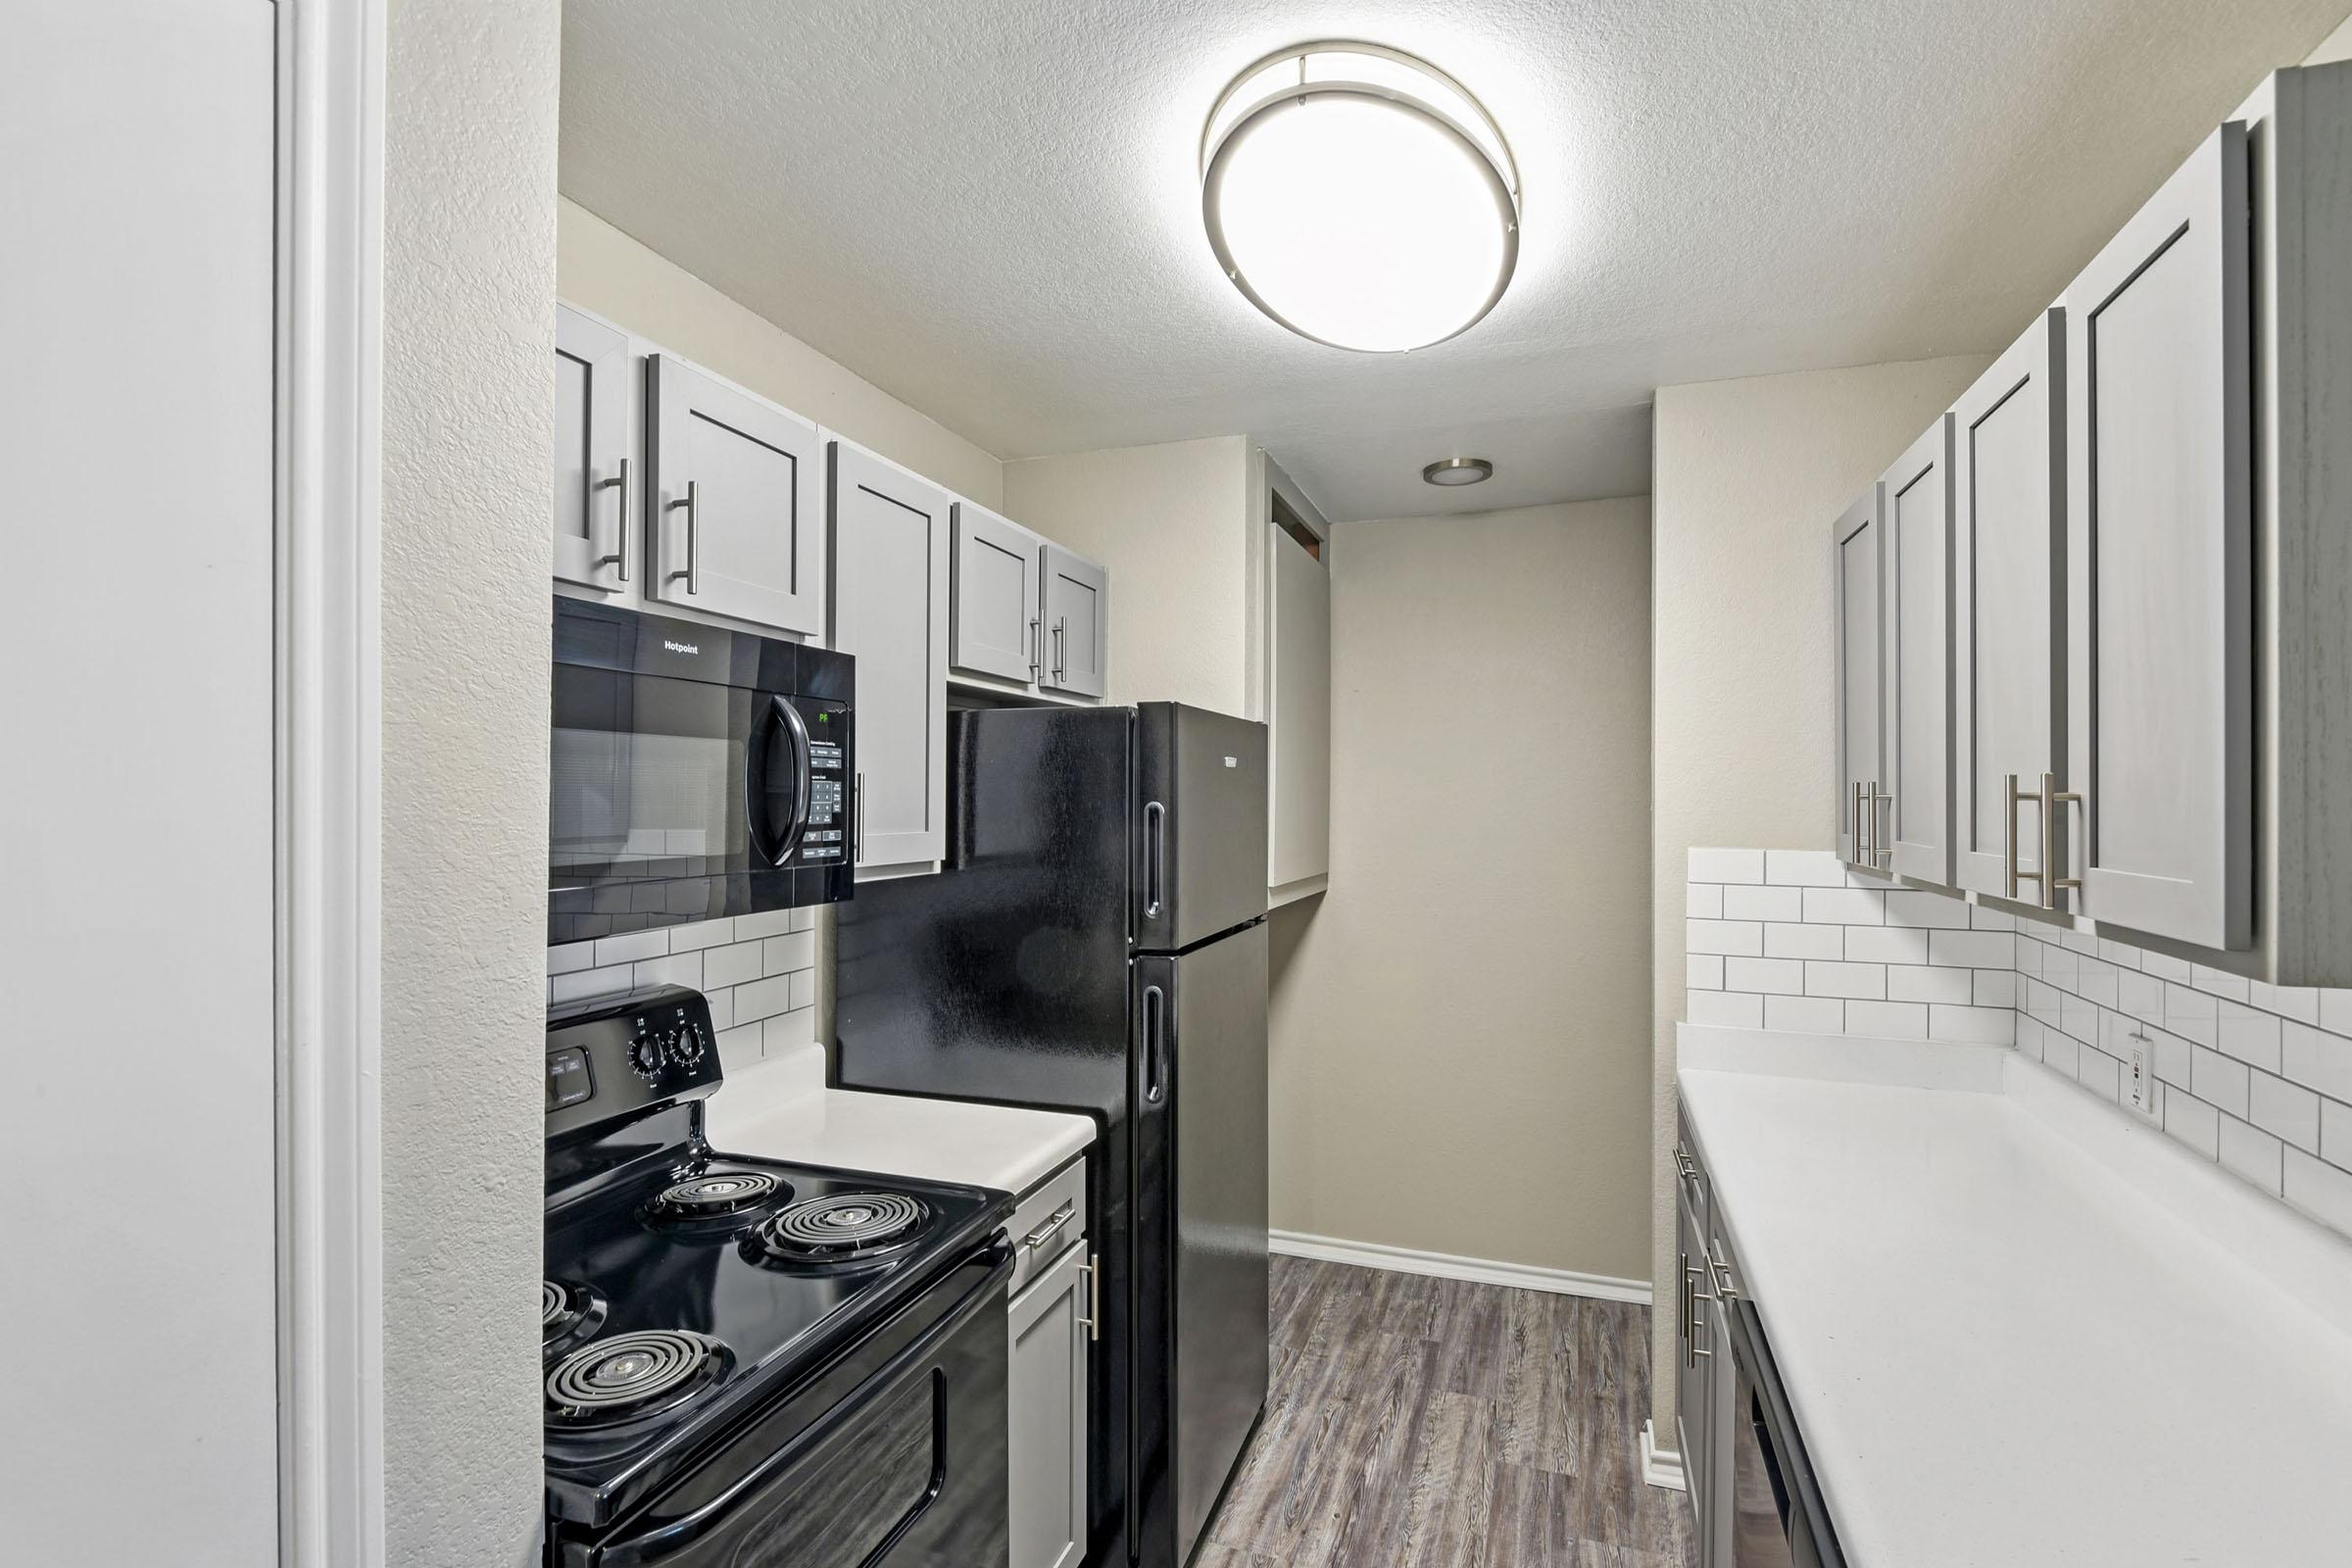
[559,198,1004,509]
[1002,436,1256,714]
[381,0,562,1560]
[1642,355,1988,1443]
[1270,500,1654,1280]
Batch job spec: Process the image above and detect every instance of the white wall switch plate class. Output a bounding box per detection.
[2125,1038,2160,1122]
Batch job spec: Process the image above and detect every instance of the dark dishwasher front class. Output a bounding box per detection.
[1725,1297,1845,1568]
[560,1245,1012,1568]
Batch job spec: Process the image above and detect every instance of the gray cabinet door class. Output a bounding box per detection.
[830,439,948,872]
[1039,544,1109,700]
[647,354,825,635]
[1675,1177,1715,1566]
[553,305,633,591]
[951,501,1042,684]
[1007,1241,1089,1568]
[2064,122,2253,950]
[1953,310,2068,902]
[1881,416,1956,885]
[1833,490,1884,868]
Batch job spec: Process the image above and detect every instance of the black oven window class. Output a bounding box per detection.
[551,666,752,879]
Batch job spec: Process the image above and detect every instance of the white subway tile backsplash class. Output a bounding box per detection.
[1725,956,1804,996]
[715,1022,765,1074]
[549,911,823,1085]
[548,944,597,977]
[733,908,799,942]
[762,930,818,976]
[666,918,738,953]
[1689,848,1765,884]
[732,973,798,1025]
[1802,888,1885,925]
[1765,922,1844,959]
[1688,918,1763,956]
[704,940,764,990]
[1764,850,1847,886]
[552,962,635,1005]
[593,928,670,968]
[1688,988,1763,1028]
[1679,845,2352,1247]
[1723,884,1804,923]
[633,951,704,992]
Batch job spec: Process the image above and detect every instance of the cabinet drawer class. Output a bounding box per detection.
[1006,1155,1088,1298]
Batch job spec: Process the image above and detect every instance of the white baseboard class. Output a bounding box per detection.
[1640,1420,1687,1491]
[1268,1229,1652,1305]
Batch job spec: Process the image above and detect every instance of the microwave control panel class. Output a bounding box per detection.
[800,707,850,864]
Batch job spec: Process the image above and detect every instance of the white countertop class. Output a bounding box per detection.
[707,1084,1094,1198]
[1678,1025,2352,1568]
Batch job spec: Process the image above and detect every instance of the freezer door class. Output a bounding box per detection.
[1134,705,1268,952]
[1134,922,1270,1567]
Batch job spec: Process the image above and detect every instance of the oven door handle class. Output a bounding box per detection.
[598,1240,1015,1565]
[744,694,813,868]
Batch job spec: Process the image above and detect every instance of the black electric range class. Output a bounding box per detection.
[543,986,1015,1568]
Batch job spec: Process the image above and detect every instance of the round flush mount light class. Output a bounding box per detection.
[1201,42,1521,353]
[1422,457,1494,487]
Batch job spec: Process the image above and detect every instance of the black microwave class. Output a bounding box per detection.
[549,598,855,946]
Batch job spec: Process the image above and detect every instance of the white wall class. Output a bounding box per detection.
[1271,500,1654,1281]
[1644,354,1989,1444]
[560,198,1004,509]
[1001,436,1256,714]
[381,1,561,1559]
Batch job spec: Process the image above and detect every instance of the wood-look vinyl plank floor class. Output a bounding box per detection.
[1202,1257,1696,1568]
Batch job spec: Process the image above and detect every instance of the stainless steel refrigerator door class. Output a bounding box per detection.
[1134,705,1268,953]
[1136,920,1270,1565]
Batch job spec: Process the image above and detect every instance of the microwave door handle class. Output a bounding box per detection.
[744,695,814,867]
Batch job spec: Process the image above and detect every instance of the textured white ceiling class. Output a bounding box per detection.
[560,0,2348,521]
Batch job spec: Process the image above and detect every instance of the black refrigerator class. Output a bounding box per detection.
[834,702,1270,1568]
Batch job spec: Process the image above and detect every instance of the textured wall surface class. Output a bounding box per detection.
[1269,500,1653,1279]
[380,0,561,1559]
[1002,436,1253,714]
[1644,354,1987,1446]
[559,198,1004,509]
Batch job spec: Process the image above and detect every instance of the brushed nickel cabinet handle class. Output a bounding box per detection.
[594,455,631,582]
[1077,1251,1100,1341]
[1022,1202,1076,1254]
[2042,771,2083,908]
[2005,771,2044,901]
[1852,780,1868,864]
[1868,781,1893,867]
[1052,617,1066,682]
[1028,615,1043,679]
[667,479,700,594]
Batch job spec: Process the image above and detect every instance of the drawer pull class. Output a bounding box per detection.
[1022,1202,1076,1254]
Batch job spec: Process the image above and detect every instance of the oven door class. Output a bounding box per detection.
[567,1244,1012,1568]
[1726,1298,1845,1568]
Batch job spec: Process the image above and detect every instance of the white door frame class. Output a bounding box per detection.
[276,1,387,1564]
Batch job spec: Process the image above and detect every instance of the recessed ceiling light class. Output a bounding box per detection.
[1422,457,1494,487]
[1201,42,1520,354]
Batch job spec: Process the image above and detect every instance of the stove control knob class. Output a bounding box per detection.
[670,1026,706,1067]
[628,1035,666,1079]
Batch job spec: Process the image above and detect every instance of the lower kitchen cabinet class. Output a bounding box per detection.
[1007,1238,1090,1568]
[1675,1116,1733,1568]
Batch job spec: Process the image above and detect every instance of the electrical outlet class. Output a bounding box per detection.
[2125,1033,2160,1122]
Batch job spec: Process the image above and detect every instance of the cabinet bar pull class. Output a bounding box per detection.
[1028,615,1043,679]
[2041,771,2083,907]
[1077,1251,1100,1341]
[1052,617,1066,681]
[2004,772,2043,901]
[1022,1202,1076,1254]
[595,456,631,582]
[1852,780,1868,864]
[667,479,700,594]
[1867,780,1893,867]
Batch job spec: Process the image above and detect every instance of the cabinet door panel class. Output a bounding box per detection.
[1008,1242,1089,1568]
[554,306,631,591]
[1834,491,1883,868]
[647,354,825,634]
[1883,417,1956,885]
[1040,545,1108,699]
[952,502,1041,684]
[831,440,948,871]
[1954,311,2067,900]
[2065,122,2252,949]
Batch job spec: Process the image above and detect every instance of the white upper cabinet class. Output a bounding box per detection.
[1039,544,1109,700]
[2062,122,2252,953]
[1881,416,1956,886]
[1952,309,2067,904]
[647,354,826,636]
[830,438,949,873]
[951,501,1044,685]
[553,306,633,592]
[1833,489,1884,869]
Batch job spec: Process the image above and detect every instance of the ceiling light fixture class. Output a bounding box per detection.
[1422,457,1494,487]
[1200,42,1520,353]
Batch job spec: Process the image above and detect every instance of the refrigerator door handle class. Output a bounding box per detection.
[1143,800,1166,920]
[1142,983,1166,1103]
